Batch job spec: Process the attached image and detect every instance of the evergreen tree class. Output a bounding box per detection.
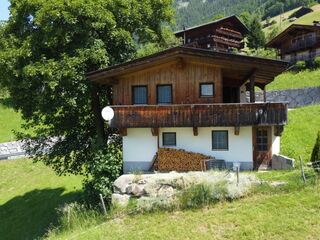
[247,15,266,49]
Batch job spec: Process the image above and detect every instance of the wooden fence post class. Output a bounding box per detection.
[99,194,107,214]
[299,155,306,183]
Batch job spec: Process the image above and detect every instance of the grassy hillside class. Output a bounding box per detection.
[264,4,320,34]
[281,104,320,163]
[266,69,320,91]
[0,158,83,240]
[0,99,27,143]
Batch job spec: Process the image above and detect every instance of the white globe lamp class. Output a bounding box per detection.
[101,106,114,121]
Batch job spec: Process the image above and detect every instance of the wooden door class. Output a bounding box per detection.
[252,127,272,170]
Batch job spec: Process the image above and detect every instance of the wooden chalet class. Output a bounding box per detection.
[291,7,313,19]
[266,23,320,63]
[174,16,248,52]
[87,46,289,172]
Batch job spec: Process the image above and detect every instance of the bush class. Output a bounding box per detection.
[295,61,306,70]
[83,136,123,205]
[313,57,320,68]
[311,131,320,173]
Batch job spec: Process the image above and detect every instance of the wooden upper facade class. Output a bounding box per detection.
[174,16,248,52]
[266,24,320,63]
[87,47,289,130]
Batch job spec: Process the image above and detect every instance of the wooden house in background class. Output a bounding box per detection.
[291,7,313,19]
[174,15,248,52]
[266,23,320,63]
[87,46,289,172]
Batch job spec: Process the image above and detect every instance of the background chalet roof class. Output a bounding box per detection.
[174,15,249,36]
[266,24,320,48]
[86,46,289,88]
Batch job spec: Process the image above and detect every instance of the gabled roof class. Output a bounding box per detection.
[266,24,320,48]
[86,46,288,88]
[174,15,249,36]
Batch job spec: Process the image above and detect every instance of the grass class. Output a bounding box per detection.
[46,170,320,240]
[263,4,320,34]
[0,99,28,143]
[281,105,320,164]
[265,69,320,91]
[0,158,83,240]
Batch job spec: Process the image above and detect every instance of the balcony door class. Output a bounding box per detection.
[252,127,272,170]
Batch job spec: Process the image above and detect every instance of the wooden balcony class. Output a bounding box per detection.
[216,28,243,39]
[281,39,317,54]
[109,103,288,128]
[212,35,241,48]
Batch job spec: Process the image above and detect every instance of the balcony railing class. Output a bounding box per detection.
[109,103,288,128]
[212,35,241,48]
[216,28,243,39]
[282,39,317,54]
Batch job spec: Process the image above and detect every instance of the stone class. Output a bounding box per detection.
[113,174,134,194]
[126,183,145,197]
[272,154,295,170]
[157,185,175,197]
[111,194,130,207]
[269,181,287,187]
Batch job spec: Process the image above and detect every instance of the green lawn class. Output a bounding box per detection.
[281,105,320,164]
[46,170,319,240]
[265,69,320,91]
[0,99,27,143]
[0,158,83,240]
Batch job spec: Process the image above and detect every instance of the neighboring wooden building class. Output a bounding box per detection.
[174,16,248,52]
[266,23,320,63]
[291,7,313,19]
[87,46,289,172]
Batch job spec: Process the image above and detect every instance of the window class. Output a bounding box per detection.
[163,133,176,146]
[157,85,172,104]
[256,129,268,152]
[212,131,228,150]
[132,86,147,105]
[200,83,214,97]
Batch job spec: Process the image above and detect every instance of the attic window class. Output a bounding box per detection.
[200,83,214,97]
[132,86,147,105]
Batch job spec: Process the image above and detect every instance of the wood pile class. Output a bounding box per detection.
[156,148,213,172]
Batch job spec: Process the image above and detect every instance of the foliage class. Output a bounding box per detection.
[281,105,320,164]
[311,131,320,163]
[314,56,320,68]
[83,137,123,204]
[0,0,175,201]
[246,15,266,48]
[240,46,277,59]
[212,14,225,21]
[266,24,283,42]
[295,60,307,70]
[0,158,83,240]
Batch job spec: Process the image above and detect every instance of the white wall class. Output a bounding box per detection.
[123,128,157,163]
[159,127,253,163]
[271,127,281,155]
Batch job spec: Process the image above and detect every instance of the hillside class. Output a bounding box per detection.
[263,4,320,34]
[173,0,320,31]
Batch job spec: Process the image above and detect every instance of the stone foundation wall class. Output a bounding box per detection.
[251,86,320,108]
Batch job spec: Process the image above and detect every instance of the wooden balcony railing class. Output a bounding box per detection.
[281,39,317,54]
[216,28,243,39]
[109,103,288,128]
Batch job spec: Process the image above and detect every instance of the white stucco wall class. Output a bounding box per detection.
[159,127,253,163]
[271,127,281,155]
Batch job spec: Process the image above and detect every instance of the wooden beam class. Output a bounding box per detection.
[249,72,256,103]
[108,77,119,85]
[234,126,240,135]
[263,86,267,102]
[274,125,284,137]
[151,128,159,136]
[193,127,198,136]
[240,68,257,86]
[119,128,127,136]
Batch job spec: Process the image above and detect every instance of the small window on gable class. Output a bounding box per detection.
[157,85,172,104]
[212,130,228,150]
[132,86,147,105]
[200,83,214,97]
[163,132,176,146]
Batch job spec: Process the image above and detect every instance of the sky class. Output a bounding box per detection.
[0,0,10,21]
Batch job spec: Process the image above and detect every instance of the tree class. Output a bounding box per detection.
[0,0,174,201]
[311,131,320,164]
[247,15,266,49]
[212,14,225,21]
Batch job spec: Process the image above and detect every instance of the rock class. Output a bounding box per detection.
[126,183,145,197]
[269,181,287,187]
[113,174,134,194]
[137,179,147,185]
[272,154,295,170]
[111,194,130,207]
[157,185,175,197]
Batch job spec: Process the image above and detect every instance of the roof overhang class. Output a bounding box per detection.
[86,46,289,89]
[266,24,320,48]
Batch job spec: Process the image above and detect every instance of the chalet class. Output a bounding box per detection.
[291,7,313,19]
[87,46,289,173]
[266,23,320,63]
[174,16,248,52]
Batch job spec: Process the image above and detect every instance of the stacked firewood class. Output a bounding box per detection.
[156,148,213,171]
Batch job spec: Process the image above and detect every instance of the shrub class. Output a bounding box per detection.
[313,57,320,68]
[295,61,306,70]
[311,131,320,173]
